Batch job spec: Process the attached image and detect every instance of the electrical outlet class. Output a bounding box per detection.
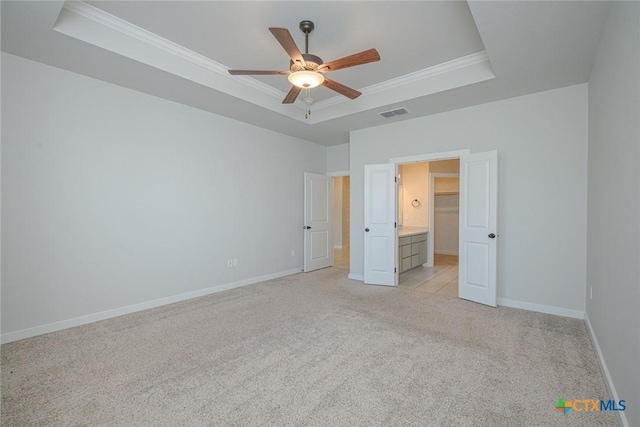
[590,287,593,300]
[233,259,238,267]
[227,260,233,268]
[291,250,295,257]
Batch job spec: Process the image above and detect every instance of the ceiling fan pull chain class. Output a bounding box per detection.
[304,88,313,119]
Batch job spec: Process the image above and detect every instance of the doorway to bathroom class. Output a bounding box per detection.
[397,159,460,296]
[363,149,497,306]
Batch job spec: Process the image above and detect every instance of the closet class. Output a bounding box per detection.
[433,177,459,256]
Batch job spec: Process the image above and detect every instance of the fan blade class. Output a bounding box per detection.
[283,86,302,104]
[269,27,306,67]
[322,78,361,99]
[228,70,290,75]
[318,48,380,73]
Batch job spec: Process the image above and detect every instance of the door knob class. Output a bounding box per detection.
[365,228,370,232]
[488,233,496,239]
[304,226,311,230]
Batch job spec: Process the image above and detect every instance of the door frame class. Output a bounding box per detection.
[390,150,470,165]
[427,172,460,268]
[390,150,469,290]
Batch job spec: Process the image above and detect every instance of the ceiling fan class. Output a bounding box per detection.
[228,20,380,108]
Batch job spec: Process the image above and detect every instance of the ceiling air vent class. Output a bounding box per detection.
[379,107,410,119]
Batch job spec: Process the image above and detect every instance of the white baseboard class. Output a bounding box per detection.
[584,313,629,427]
[1,268,301,344]
[348,273,364,281]
[498,298,584,319]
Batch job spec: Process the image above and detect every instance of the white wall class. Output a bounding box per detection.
[326,143,349,174]
[586,3,640,426]
[351,84,588,314]
[1,53,326,338]
[399,163,429,227]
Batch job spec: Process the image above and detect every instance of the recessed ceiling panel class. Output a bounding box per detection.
[87,1,485,102]
[2,1,611,146]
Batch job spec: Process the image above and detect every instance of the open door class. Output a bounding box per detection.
[364,164,397,286]
[303,173,333,272]
[458,151,498,306]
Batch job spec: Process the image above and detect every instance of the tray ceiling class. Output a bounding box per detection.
[1,1,611,145]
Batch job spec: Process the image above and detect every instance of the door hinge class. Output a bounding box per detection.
[394,222,396,228]
[395,176,397,183]
[394,267,397,273]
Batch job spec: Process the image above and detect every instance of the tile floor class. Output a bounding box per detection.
[334,249,458,297]
[398,254,459,296]
[333,247,350,269]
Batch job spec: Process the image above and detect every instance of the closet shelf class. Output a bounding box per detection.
[434,191,459,196]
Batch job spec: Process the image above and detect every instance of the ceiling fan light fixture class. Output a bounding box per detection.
[288,70,324,89]
[228,21,379,106]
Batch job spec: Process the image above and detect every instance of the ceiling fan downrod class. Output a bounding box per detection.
[299,20,314,55]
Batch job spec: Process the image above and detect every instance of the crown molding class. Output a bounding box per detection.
[55,1,494,124]
[312,51,490,111]
[59,1,306,109]
[305,54,495,124]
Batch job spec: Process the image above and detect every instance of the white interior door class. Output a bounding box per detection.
[304,173,333,272]
[458,151,498,306]
[364,164,397,286]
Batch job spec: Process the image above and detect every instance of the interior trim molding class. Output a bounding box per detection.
[498,298,584,319]
[312,51,490,111]
[1,268,301,344]
[348,273,364,281]
[57,1,298,106]
[584,313,629,427]
[390,149,470,164]
[55,1,495,125]
[368,51,490,95]
[307,56,494,124]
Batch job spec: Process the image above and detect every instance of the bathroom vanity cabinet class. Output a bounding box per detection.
[398,228,428,273]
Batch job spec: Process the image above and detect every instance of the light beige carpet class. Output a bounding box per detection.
[1,267,618,426]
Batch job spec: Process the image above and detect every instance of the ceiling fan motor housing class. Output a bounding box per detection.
[290,53,324,72]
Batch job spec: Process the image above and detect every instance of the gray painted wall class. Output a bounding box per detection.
[350,84,589,313]
[586,3,640,425]
[1,53,326,336]
[326,143,349,173]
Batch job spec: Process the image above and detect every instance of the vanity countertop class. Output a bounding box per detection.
[398,226,429,238]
